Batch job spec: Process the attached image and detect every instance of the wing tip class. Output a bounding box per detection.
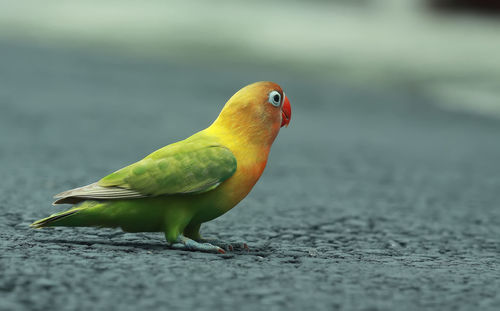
[51,182,145,204]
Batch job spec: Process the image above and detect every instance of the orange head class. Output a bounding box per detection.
[211,81,291,146]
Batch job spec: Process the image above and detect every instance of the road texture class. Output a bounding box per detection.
[1,41,500,310]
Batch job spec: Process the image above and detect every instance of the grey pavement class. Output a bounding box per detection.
[1,40,500,311]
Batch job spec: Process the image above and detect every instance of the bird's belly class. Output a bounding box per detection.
[92,198,169,232]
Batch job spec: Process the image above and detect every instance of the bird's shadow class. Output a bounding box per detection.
[34,238,273,257]
[34,238,166,250]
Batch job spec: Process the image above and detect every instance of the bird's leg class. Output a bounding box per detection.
[168,234,226,254]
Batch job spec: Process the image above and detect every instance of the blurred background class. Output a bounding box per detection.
[1,0,500,116]
[1,1,500,310]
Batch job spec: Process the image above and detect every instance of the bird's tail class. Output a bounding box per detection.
[30,207,86,228]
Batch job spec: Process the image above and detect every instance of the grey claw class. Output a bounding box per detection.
[169,235,225,254]
[198,238,249,251]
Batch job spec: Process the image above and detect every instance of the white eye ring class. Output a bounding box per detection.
[268,90,281,107]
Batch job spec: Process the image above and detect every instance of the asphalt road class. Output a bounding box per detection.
[1,41,500,311]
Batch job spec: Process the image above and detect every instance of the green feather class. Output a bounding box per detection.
[98,135,237,196]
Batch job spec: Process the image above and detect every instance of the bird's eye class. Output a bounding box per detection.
[268,90,281,107]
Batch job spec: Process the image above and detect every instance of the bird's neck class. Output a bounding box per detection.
[208,110,280,150]
[203,121,273,168]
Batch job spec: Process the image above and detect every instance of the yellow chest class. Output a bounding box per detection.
[188,145,268,224]
[192,126,272,220]
[218,143,269,206]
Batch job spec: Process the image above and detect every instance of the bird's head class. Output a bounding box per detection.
[212,81,291,145]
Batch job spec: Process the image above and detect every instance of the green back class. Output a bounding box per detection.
[98,135,237,196]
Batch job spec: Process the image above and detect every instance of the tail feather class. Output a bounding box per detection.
[30,208,83,228]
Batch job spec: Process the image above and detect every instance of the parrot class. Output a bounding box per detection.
[31,81,291,254]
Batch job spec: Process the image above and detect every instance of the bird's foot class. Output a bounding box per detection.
[198,238,249,252]
[169,234,225,254]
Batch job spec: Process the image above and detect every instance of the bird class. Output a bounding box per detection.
[31,81,291,253]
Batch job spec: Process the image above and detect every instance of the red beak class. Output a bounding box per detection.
[281,95,291,127]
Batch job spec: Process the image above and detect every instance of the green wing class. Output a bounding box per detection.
[53,136,237,204]
[98,139,237,196]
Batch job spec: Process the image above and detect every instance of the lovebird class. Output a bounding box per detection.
[31,81,291,253]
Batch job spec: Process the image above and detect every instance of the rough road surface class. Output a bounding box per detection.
[1,41,499,311]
